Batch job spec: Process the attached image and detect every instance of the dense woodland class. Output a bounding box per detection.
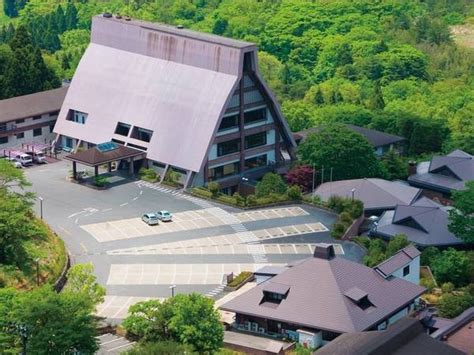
[0,0,473,160]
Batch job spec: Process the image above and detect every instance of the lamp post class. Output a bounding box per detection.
[38,197,43,220]
[351,188,356,202]
[35,258,40,286]
[169,284,176,297]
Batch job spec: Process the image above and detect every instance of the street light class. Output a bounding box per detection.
[38,197,43,220]
[241,177,249,182]
[169,284,176,297]
[351,188,356,201]
[35,258,40,286]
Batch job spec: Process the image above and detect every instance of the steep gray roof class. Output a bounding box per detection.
[373,198,463,247]
[315,178,421,211]
[375,245,420,278]
[408,150,473,192]
[220,249,425,333]
[315,317,463,355]
[0,86,68,123]
[294,124,405,148]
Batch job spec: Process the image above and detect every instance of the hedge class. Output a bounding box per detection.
[228,271,253,287]
[191,187,213,199]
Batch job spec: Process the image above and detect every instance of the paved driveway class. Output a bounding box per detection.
[25,160,365,321]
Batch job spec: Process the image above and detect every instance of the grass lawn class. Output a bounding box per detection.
[0,219,67,289]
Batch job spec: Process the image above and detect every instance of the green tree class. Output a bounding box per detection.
[437,292,474,318]
[126,341,194,355]
[385,235,410,257]
[363,239,387,267]
[431,248,471,287]
[448,181,474,244]
[420,246,440,266]
[63,263,105,309]
[255,173,287,197]
[0,158,31,190]
[298,124,383,181]
[380,149,407,180]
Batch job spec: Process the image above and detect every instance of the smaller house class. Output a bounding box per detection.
[371,197,463,248]
[220,244,425,349]
[315,317,463,355]
[408,150,473,198]
[0,87,68,149]
[314,178,421,215]
[294,124,406,157]
[374,245,420,285]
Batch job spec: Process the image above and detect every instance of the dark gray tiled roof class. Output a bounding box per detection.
[315,317,463,355]
[255,266,288,276]
[262,282,291,295]
[294,124,405,148]
[373,198,463,247]
[315,178,421,211]
[220,251,425,333]
[0,86,68,123]
[375,245,420,277]
[408,150,473,192]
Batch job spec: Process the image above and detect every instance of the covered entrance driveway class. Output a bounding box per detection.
[64,142,146,180]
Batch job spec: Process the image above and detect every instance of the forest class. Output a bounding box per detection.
[0,0,473,159]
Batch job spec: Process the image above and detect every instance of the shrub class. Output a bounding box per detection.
[441,282,455,293]
[94,176,108,187]
[348,199,364,218]
[421,247,440,267]
[431,248,471,287]
[285,165,314,192]
[256,173,287,197]
[327,195,347,213]
[228,271,253,287]
[437,292,474,318]
[216,194,237,205]
[287,185,302,200]
[339,211,353,225]
[233,192,246,207]
[420,277,436,292]
[125,341,194,355]
[208,181,220,197]
[191,187,213,199]
[331,222,347,239]
[139,168,158,182]
[246,194,257,206]
[164,170,180,184]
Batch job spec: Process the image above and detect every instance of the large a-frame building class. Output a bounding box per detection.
[54,14,296,192]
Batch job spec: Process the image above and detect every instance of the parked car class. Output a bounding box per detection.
[26,151,47,164]
[142,213,159,226]
[15,153,33,166]
[156,210,172,222]
[3,157,22,168]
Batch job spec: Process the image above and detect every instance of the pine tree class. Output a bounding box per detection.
[55,5,66,33]
[314,87,324,105]
[3,0,17,17]
[65,3,78,30]
[9,25,32,51]
[370,82,385,110]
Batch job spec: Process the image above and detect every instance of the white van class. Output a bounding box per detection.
[15,153,33,166]
[26,151,47,164]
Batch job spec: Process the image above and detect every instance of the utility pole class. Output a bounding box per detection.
[38,197,43,220]
[169,284,176,297]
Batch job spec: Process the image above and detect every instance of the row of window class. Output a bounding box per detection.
[218,107,267,132]
[114,122,154,143]
[216,132,267,157]
[0,125,53,144]
[208,154,268,181]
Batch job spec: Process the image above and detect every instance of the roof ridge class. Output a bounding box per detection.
[366,179,407,205]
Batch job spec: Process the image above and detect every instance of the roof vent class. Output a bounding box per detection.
[177,24,184,29]
[313,244,335,260]
[103,12,112,18]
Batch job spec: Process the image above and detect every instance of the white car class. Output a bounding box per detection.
[142,213,160,226]
[156,210,172,222]
[3,157,22,168]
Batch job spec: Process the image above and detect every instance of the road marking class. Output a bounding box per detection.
[80,243,88,253]
[139,190,143,195]
[132,197,138,201]
[68,211,86,218]
[119,203,128,207]
[108,342,136,352]
[102,208,112,212]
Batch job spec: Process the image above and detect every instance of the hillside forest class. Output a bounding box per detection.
[0,0,473,161]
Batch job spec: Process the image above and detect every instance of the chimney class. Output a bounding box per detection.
[313,244,335,260]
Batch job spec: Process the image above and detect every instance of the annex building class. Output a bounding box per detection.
[53,14,296,192]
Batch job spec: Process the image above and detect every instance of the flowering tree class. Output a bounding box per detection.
[285,165,314,192]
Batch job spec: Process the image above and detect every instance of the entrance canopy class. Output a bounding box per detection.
[64,142,146,178]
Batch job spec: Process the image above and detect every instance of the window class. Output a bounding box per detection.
[245,132,267,149]
[403,265,410,277]
[152,161,166,169]
[131,126,153,142]
[0,123,6,132]
[127,143,147,151]
[16,132,24,139]
[0,136,8,144]
[217,138,240,157]
[244,154,267,170]
[15,119,25,124]
[66,110,88,124]
[244,108,266,125]
[49,124,55,133]
[115,122,131,136]
[111,138,125,145]
[208,162,240,181]
[357,296,374,310]
[33,128,42,136]
[33,115,42,120]
[218,114,239,131]
[262,291,287,304]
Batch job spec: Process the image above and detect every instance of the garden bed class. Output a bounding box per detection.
[224,271,254,291]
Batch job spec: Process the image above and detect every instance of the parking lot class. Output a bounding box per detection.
[24,159,365,320]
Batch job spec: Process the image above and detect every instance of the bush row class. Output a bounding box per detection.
[228,271,253,287]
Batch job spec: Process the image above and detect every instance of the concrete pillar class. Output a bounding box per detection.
[94,165,99,177]
[183,170,194,189]
[129,157,134,175]
[160,164,169,183]
[107,162,112,173]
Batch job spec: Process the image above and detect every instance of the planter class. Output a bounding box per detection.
[224,274,254,292]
